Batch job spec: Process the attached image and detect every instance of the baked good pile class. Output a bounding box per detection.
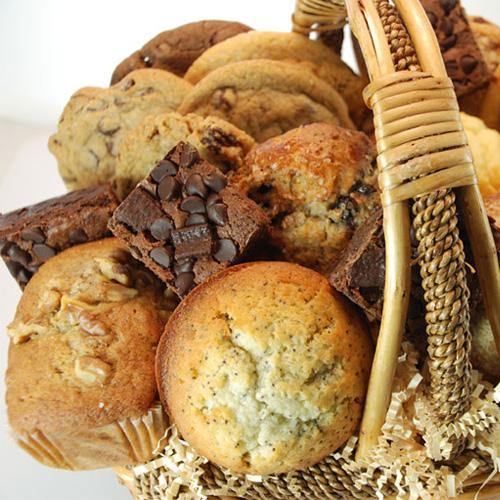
[1,7,499,497]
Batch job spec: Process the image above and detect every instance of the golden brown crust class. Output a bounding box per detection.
[6,238,176,469]
[178,60,354,142]
[232,123,379,273]
[469,15,500,74]
[157,262,373,475]
[485,193,500,226]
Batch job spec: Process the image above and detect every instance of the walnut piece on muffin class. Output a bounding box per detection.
[6,238,177,470]
[233,123,379,273]
[157,262,373,474]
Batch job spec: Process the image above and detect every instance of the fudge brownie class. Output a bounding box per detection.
[0,184,119,288]
[108,142,269,297]
[420,0,491,113]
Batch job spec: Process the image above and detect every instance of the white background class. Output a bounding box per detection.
[0,1,497,499]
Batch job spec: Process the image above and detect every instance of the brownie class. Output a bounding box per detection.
[420,0,491,112]
[108,142,269,297]
[0,184,119,288]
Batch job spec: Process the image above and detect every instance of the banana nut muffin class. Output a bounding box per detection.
[6,238,177,470]
[49,69,192,191]
[178,60,354,142]
[115,112,255,198]
[156,262,373,474]
[111,20,252,83]
[184,31,367,127]
[232,123,379,273]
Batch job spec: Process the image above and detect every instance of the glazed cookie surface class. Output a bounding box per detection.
[6,238,177,469]
[184,31,366,127]
[178,60,354,142]
[233,123,379,272]
[115,112,255,198]
[49,69,192,191]
[111,20,251,83]
[157,262,373,474]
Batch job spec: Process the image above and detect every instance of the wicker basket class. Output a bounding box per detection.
[115,0,500,498]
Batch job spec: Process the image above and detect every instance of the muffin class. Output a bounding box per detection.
[115,112,255,198]
[470,310,500,383]
[461,112,500,196]
[233,123,379,273]
[178,60,354,142]
[111,20,252,83]
[184,31,366,127]
[49,69,192,191]
[156,262,373,474]
[6,238,177,470]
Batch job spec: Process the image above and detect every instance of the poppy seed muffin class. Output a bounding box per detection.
[233,123,379,273]
[6,238,177,470]
[156,262,373,474]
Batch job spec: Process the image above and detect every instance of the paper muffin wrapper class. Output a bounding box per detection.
[16,401,168,470]
[131,342,499,499]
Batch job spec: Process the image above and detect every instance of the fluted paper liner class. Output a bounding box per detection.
[16,402,167,470]
[127,342,499,498]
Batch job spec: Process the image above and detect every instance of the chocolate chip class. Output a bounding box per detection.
[143,55,153,67]
[460,55,478,75]
[214,239,237,262]
[180,196,206,214]
[186,213,207,226]
[20,227,45,243]
[426,11,438,28]
[150,247,172,268]
[441,18,454,37]
[150,218,173,241]
[179,143,200,168]
[440,34,457,51]
[207,193,221,206]
[171,224,213,259]
[174,258,194,275]
[69,228,88,244]
[157,177,180,201]
[203,171,227,193]
[439,0,456,14]
[257,183,273,194]
[185,174,209,198]
[175,272,195,296]
[8,245,30,266]
[150,160,177,183]
[351,180,375,195]
[6,260,22,278]
[207,203,228,226]
[0,240,12,256]
[17,267,32,284]
[33,243,56,263]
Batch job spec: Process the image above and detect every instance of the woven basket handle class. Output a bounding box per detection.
[343,0,500,461]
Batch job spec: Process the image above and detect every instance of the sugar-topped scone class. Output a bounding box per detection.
[49,69,192,191]
[178,60,354,142]
[6,238,177,470]
[157,262,373,474]
[115,112,255,198]
[184,31,366,127]
[233,123,379,273]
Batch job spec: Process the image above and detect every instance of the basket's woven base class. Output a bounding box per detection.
[130,342,499,499]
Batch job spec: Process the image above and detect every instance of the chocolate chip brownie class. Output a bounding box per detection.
[184,31,366,127]
[0,184,118,288]
[233,123,379,273]
[115,112,255,198]
[420,0,491,115]
[49,69,192,191]
[109,143,269,297]
[178,60,354,142]
[111,20,251,84]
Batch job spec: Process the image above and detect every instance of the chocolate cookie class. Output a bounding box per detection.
[109,142,269,297]
[49,69,192,191]
[110,20,251,84]
[184,31,366,127]
[420,0,491,115]
[179,60,354,142]
[115,112,255,198]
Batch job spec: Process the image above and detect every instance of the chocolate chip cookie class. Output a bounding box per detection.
[49,69,192,191]
[111,20,251,84]
[178,60,354,142]
[184,31,366,127]
[115,112,255,198]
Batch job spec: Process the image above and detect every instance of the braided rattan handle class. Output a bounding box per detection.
[292,0,347,35]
